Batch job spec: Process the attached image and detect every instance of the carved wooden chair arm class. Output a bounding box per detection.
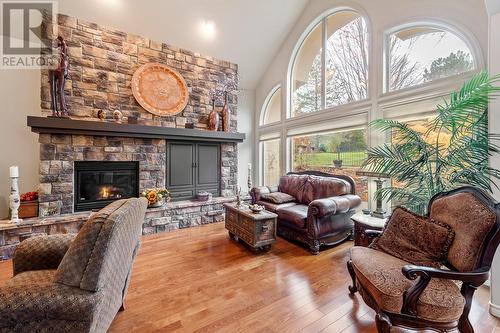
[401,264,490,315]
[364,229,382,238]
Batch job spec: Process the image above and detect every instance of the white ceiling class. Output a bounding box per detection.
[485,0,500,15]
[58,0,309,89]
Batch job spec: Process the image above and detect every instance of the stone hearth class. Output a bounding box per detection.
[0,197,238,259]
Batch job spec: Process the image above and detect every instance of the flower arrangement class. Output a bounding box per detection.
[141,188,171,207]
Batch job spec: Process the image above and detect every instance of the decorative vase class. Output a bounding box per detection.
[208,99,219,131]
[221,91,231,132]
[149,198,164,208]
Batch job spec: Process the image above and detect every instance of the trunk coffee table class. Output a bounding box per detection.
[223,203,277,252]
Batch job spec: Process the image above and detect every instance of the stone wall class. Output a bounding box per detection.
[0,196,237,259]
[39,133,237,214]
[37,14,241,214]
[41,14,238,131]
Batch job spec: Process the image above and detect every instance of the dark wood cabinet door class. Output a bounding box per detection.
[167,141,221,200]
[167,142,195,200]
[196,143,220,189]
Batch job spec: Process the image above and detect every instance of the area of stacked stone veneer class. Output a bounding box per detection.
[3,11,244,258]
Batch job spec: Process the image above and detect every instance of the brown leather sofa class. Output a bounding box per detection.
[250,171,361,254]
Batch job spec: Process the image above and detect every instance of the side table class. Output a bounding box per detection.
[352,213,387,247]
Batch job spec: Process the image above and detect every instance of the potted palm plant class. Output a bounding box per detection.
[362,71,500,214]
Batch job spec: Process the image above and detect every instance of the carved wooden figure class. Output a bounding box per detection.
[48,36,69,117]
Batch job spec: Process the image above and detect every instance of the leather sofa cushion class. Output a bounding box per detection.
[430,192,497,272]
[350,247,465,322]
[279,174,352,205]
[371,207,455,267]
[256,200,297,213]
[261,192,296,204]
[276,204,309,229]
[303,175,351,204]
[279,175,309,203]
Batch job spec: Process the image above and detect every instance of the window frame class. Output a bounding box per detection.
[255,7,484,206]
[383,21,481,94]
[260,84,282,126]
[287,7,371,119]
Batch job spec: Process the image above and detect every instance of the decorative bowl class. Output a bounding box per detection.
[249,204,264,214]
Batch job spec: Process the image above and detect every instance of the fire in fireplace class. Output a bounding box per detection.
[74,161,139,211]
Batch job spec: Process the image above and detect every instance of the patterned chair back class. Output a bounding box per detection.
[54,198,148,291]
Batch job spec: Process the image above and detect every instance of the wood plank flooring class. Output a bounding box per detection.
[0,222,498,332]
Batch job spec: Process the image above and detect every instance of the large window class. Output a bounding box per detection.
[291,10,368,117]
[261,86,281,125]
[290,128,368,207]
[257,6,482,211]
[260,138,281,186]
[387,26,475,92]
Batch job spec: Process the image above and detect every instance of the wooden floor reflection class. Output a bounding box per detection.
[0,222,497,332]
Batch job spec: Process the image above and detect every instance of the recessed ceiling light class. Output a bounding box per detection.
[200,20,216,39]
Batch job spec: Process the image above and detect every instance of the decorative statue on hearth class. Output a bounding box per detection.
[48,36,69,118]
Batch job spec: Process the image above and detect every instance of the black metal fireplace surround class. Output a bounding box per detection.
[74,161,139,212]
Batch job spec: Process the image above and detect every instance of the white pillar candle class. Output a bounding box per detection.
[9,166,19,178]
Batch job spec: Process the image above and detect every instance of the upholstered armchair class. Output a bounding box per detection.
[0,197,148,333]
[347,187,500,333]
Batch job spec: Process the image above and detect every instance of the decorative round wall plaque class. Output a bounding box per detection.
[131,63,189,117]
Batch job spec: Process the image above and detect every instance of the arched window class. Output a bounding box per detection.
[260,86,281,125]
[386,25,475,92]
[290,10,368,118]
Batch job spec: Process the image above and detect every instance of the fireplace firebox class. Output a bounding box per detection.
[74,161,139,212]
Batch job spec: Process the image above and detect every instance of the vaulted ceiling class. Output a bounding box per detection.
[485,0,500,15]
[58,0,310,89]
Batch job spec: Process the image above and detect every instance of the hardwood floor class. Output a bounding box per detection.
[0,222,498,332]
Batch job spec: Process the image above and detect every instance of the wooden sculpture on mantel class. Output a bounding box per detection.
[132,63,189,117]
[48,36,69,118]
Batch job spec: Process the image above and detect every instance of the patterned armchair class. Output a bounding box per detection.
[347,187,500,333]
[0,197,148,333]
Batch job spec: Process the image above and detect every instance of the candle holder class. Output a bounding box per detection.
[247,164,252,192]
[355,170,390,219]
[9,166,22,224]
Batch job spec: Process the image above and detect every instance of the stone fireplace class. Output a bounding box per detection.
[74,161,139,211]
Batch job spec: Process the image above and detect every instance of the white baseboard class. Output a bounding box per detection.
[489,301,500,318]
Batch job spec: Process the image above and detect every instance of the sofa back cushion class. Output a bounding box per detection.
[304,175,351,204]
[429,192,497,272]
[371,207,455,267]
[55,197,148,291]
[279,174,352,205]
[279,175,309,203]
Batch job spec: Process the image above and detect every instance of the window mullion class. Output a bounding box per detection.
[321,17,327,111]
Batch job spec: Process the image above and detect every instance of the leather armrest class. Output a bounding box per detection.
[308,194,361,218]
[13,234,76,275]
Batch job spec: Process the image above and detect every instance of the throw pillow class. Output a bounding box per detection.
[370,207,455,267]
[261,192,296,204]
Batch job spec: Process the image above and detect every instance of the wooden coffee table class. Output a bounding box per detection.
[224,203,277,252]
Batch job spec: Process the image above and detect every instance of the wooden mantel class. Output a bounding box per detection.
[27,116,245,143]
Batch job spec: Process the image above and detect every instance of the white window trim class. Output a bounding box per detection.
[255,6,484,190]
[383,20,484,94]
[259,84,282,126]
